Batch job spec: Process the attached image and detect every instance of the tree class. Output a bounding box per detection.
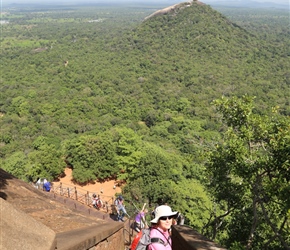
[26,139,64,182]
[171,178,212,231]
[123,141,184,205]
[1,151,27,181]
[113,127,144,181]
[206,96,290,249]
[63,132,117,183]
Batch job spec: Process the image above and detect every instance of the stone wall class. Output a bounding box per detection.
[172,225,227,250]
[56,223,124,250]
[92,227,124,250]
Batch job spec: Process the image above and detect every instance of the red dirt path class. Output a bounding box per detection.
[52,168,122,197]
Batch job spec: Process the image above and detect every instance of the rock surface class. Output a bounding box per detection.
[0,168,104,234]
[1,198,56,250]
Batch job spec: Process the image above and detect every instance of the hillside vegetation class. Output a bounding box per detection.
[0,2,289,249]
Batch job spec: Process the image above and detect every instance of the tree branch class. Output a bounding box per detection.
[246,182,259,250]
[260,200,290,249]
[265,215,289,248]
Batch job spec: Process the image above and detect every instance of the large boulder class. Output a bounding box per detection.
[1,198,56,250]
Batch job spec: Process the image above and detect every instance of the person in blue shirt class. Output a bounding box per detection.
[43,181,51,192]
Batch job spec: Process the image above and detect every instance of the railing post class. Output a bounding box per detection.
[60,182,63,196]
[86,191,90,206]
[75,187,77,201]
[111,196,115,214]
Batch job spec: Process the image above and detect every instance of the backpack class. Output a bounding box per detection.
[130,228,166,250]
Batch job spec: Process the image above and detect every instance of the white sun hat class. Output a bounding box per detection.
[150,205,178,223]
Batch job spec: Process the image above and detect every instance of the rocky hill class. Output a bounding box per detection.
[144,0,205,20]
[118,0,288,116]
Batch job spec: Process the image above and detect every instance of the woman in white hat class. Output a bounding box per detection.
[148,205,178,250]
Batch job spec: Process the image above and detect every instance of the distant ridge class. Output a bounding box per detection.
[206,0,288,9]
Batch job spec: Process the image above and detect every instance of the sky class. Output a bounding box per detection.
[1,0,288,5]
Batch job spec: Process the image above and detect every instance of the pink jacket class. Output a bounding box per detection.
[147,227,172,250]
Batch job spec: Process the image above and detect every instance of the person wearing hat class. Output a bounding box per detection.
[148,205,178,250]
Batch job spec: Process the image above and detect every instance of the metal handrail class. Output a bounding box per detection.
[49,182,115,213]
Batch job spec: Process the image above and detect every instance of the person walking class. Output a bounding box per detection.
[148,205,178,250]
[114,195,126,222]
[92,193,103,209]
[43,180,51,192]
[134,203,148,232]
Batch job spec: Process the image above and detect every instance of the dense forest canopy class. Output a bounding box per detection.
[0,1,289,249]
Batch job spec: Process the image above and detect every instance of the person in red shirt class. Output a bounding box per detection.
[148,205,178,250]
